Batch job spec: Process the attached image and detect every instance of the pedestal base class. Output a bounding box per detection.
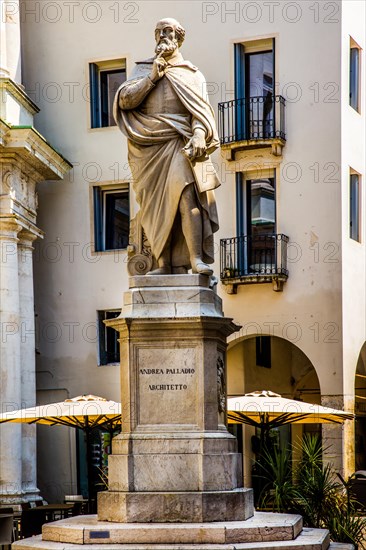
[98,488,253,523]
[41,512,302,544]
[12,513,339,550]
[107,432,243,493]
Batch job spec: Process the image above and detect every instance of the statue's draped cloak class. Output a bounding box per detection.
[114,58,220,267]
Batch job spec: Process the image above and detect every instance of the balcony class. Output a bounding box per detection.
[220,234,289,293]
[218,95,286,159]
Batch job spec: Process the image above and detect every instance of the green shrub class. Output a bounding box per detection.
[254,433,366,548]
[254,445,297,513]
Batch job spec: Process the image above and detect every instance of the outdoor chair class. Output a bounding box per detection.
[71,502,84,516]
[65,495,88,515]
[0,508,14,549]
[64,495,84,502]
[0,508,17,543]
[349,470,366,511]
[20,509,45,539]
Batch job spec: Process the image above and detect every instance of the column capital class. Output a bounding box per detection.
[0,216,22,241]
[18,229,38,250]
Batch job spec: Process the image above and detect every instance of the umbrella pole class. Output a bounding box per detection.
[259,425,265,456]
[85,426,94,514]
[259,415,267,457]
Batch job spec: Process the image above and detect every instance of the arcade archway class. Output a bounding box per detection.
[227,335,321,486]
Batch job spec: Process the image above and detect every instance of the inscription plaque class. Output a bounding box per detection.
[89,531,110,539]
[137,346,198,425]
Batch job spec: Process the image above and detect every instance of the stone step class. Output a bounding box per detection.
[329,544,355,549]
[38,513,302,546]
[233,528,330,549]
[12,528,329,550]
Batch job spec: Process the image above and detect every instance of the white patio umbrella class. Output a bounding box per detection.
[0,395,121,510]
[227,390,354,428]
[227,390,354,457]
[0,394,121,429]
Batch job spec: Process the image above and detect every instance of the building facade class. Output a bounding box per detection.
[0,0,71,504]
[0,0,364,502]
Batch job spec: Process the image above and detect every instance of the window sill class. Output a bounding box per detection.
[92,248,128,256]
[221,273,288,294]
[88,126,119,133]
[221,137,286,161]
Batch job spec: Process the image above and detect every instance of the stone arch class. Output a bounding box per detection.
[227,325,321,389]
[227,334,320,402]
[355,342,366,470]
[227,335,321,487]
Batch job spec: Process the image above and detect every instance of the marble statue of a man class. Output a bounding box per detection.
[114,18,220,275]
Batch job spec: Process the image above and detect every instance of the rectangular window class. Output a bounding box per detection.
[236,172,276,273]
[97,310,121,365]
[350,44,360,112]
[350,173,361,242]
[94,186,130,251]
[90,59,126,128]
[256,336,271,368]
[234,38,275,140]
[246,178,276,238]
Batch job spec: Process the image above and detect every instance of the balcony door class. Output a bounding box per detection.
[237,174,276,273]
[246,51,274,138]
[234,40,275,140]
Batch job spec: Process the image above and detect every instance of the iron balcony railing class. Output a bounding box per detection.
[220,234,289,280]
[218,95,286,144]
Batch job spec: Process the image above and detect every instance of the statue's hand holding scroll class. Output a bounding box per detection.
[182,128,207,161]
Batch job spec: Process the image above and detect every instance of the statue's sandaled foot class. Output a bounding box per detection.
[148,266,171,275]
[191,258,213,276]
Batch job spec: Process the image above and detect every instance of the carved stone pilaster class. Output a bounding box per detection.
[0,216,23,503]
[18,229,41,501]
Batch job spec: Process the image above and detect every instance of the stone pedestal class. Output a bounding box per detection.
[98,274,253,523]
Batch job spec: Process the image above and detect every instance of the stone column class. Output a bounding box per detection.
[18,229,40,501]
[322,394,355,477]
[343,393,356,477]
[0,218,23,503]
[0,0,22,82]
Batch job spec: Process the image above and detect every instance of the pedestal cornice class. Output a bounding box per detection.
[106,315,241,341]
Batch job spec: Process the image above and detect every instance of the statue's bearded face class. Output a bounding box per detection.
[155,25,178,57]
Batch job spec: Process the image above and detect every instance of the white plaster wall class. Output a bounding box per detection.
[0,90,34,126]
